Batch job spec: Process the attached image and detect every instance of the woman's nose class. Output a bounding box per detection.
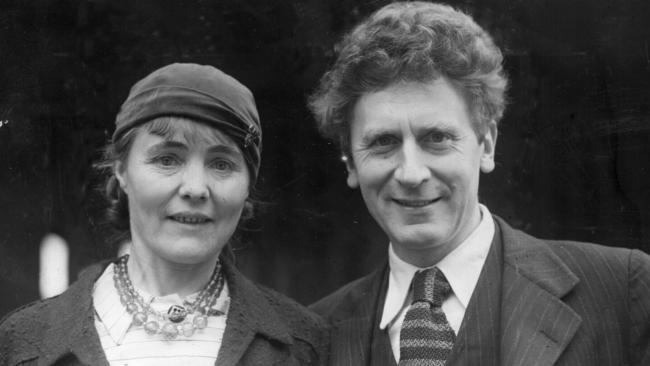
[179,161,210,201]
[394,142,431,187]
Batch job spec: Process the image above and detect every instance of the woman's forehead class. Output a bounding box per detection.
[145,118,239,149]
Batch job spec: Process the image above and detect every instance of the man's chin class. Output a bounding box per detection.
[389,227,451,251]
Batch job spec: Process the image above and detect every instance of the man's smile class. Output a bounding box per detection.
[391,197,441,208]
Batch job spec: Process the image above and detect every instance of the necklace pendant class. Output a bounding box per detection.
[167,305,188,323]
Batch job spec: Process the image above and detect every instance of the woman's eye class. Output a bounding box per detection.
[211,160,233,171]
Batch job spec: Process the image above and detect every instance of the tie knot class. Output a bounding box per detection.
[411,267,451,306]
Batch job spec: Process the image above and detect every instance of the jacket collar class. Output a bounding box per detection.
[496,216,582,366]
[325,264,388,366]
[316,215,583,366]
[447,219,503,366]
[39,260,111,366]
[26,255,295,366]
[215,255,293,366]
[498,216,579,298]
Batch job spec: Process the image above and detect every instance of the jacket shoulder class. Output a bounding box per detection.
[255,284,327,345]
[545,239,645,273]
[0,297,58,364]
[545,240,650,300]
[496,215,645,277]
[0,261,107,365]
[309,266,385,321]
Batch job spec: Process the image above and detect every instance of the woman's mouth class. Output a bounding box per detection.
[169,213,211,224]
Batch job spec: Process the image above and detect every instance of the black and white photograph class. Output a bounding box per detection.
[1,0,649,365]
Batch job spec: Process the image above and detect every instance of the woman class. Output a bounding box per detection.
[0,63,327,365]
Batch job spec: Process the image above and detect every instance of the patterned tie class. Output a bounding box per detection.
[398,267,455,366]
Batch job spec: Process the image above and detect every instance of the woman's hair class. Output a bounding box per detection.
[95,117,256,239]
[308,1,508,156]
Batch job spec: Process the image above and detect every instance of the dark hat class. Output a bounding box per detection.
[113,63,262,183]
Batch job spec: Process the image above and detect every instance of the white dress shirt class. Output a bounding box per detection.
[380,204,495,362]
[92,263,230,366]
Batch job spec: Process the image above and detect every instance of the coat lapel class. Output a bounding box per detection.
[369,267,397,366]
[496,217,582,366]
[13,256,296,366]
[39,262,111,366]
[216,257,293,366]
[328,265,388,366]
[447,221,503,366]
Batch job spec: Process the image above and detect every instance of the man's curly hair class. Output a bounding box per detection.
[308,1,508,156]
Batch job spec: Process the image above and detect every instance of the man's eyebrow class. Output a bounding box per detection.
[359,121,456,142]
[417,123,457,134]
[360,127,397,144]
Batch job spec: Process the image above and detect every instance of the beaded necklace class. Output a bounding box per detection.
[112,254,225,340]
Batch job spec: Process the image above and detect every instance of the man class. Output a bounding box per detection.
[308,2,650,365]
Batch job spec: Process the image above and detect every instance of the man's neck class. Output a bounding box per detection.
[392,206,483,268]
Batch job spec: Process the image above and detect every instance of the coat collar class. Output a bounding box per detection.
[326,265,389,366]
[316,262,388,327]
[498,216,579,298]
[215,255,293,366]
[316,215,583,366]
[38,260,111,366]
[496,216,582,366]
[19,255,295,366]
[447,219,503,366]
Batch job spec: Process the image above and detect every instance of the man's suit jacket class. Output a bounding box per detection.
[310,216,650,366]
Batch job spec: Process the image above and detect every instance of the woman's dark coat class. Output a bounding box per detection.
[0,257,328,366]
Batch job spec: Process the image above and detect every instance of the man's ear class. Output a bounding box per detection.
[480,120,498,173]
[114,161,128,193]
[343,156,359,188]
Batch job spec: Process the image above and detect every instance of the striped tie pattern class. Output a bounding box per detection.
[399,267,455,366]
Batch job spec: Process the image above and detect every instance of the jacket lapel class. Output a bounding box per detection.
[496,217,582,366]
[216,257,293,366]
[328,265,388,366]
[15,256,295,366]
[369,267,397,366]
[447,221,503,366]
[39,262,111,366]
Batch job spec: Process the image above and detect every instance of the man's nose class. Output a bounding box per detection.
[394,142,431,187]
[179,161,210,201]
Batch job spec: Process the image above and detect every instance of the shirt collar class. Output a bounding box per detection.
[92,262,230,345]
[379,204,495,329]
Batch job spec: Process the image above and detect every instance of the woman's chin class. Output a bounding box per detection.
[158,244,223,266]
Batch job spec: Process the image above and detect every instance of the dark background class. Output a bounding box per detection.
[1,0,649,318]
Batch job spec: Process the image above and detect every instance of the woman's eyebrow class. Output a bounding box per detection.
[207,145,240,155]
[146,140,187,153]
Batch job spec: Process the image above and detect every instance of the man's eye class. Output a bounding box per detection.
[372,135,398,147]
[424,131,453,145]
[427,132,449,143]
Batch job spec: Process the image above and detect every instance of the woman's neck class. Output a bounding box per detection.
[125,246,220,298]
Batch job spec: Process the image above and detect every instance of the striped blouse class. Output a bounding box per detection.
[92,263,230,366]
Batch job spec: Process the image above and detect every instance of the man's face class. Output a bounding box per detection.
[346,78,497,266]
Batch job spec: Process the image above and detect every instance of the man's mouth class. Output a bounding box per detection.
[392,198,441,208]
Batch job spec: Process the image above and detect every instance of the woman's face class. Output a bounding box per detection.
[115,119,250,266]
